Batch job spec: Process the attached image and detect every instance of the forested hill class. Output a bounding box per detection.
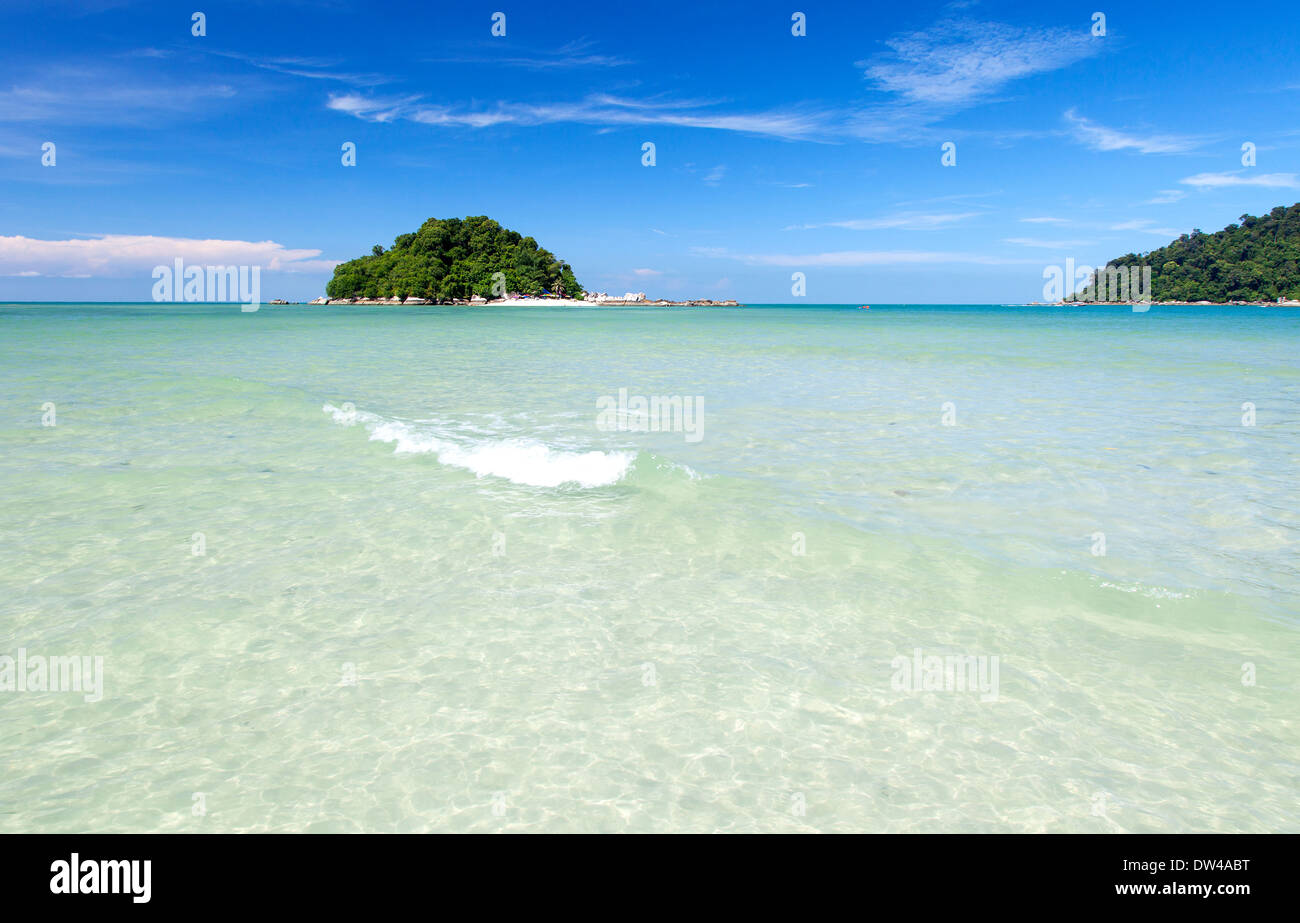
[326,216,583,301]
[1097,203,1300,302]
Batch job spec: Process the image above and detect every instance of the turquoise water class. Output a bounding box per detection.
[1,302,1297,832]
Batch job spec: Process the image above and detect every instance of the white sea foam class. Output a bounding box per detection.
[1098,581,1190,600]
[323,403,634,488]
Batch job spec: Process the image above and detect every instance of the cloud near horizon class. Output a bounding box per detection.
[694,246,1038,268]
[1143,189,1187,205]
[1003,237,1094,249]
[1179,171,1300,189]
[787,212,979,231]
[0,235,338,278]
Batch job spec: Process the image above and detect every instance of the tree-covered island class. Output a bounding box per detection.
[1071,202,1300,302]
[326,216,584,302]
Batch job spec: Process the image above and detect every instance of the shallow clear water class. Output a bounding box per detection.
[1,302,1297,832]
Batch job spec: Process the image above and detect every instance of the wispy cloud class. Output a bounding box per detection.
[1063,109,1200,154]
[209,50,391,87]
[894,190,1004,208]
[1109,219,1183,236]
[328,17,1109,145]
[845,20,1104,142]
[1003,237,1094,249]
[0,235,337,277]
[1179,171,1300,189]
[327,92,838,141]
[788,212,978,231]
[326,93,426,123]
[702,165,727,186]
[1142,189,1186,204]
[438,39,631,69]
[860,20,1101,105]
[0,71,236,123]
[1020,216,1069,224]
[695,246,1037,267]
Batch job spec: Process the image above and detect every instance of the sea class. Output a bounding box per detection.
[1,302,1296,832]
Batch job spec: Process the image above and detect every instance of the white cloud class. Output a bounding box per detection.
[0,235,337,277]
[328,92,838,141]
[632,268,662,276]
[1003,237,1094,249]
[1109,219,1183,236]
[326,93,425,123]
[439,39,631,69]
[789,212,978,231]
[1142,189,1186,205]
[1063,109,1200,154]
[695,246,1037,267]
[1179,171,1300,188]
[0,68,236,123]
[323,18,1110,146]
[1020,216,1069,224]
[860,21,1101,105]
[208,50,390,87]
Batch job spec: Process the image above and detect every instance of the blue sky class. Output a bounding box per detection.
[2,0,1299,303]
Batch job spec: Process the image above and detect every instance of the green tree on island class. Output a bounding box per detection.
[326,216,584,302]
[1080,202,1300,302]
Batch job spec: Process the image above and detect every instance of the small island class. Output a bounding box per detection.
[325,215,582,302]
[314,215,738,307]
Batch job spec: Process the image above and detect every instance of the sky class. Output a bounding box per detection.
[2,0,1299,304]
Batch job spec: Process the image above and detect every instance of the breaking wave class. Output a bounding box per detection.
[323,403,636,488]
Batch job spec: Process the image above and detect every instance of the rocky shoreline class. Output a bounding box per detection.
[274,295,743,307]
